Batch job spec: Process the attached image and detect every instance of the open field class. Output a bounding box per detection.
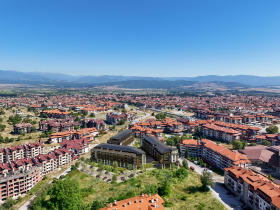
[0,107,44,147]
[57,169,226,210]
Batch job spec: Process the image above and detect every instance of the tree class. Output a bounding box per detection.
[193,127,203,139]
[75,117,81,123]
[155,113,166,120]
[92,201,106,210]
[242,140,248,149]
[119,119,126,125]
[8,114,21,125]
[113,161,118,174]
[261,140,271,146]
[90,113,95,118]
[98,163,104,175]
[112,174,117,184]
[266,125,279,134]
[0,124,6,132]
[182,160,188,169]
[2,197,17,209]
[41,113,48,118]
[232,140,243,150]
[158,181,171,197]
[175,167,189,180]
[200,170,214,191]
[47,179,82,210]
[82,111,88,116]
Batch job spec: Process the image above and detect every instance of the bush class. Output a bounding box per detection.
[142,185,158,195]
[175,167,188,180]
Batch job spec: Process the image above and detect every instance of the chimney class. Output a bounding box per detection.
[151,199,154,203]
[135,199,137,203]
[114,200,117,205]
[123,203,126,207]
[149,193,151,197]
[142,193,144,197]
[140,199,143,203]
[128,201,131,205]
[110,203,112,207]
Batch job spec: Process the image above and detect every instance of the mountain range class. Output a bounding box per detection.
[1,69,280,88]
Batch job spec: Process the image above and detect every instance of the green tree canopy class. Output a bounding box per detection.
[232,140,243,150]
[47,179,82,210]
[200,170,214,191]
[175,167,189,180]
[266,125,279,134]
[158,181,172,197]
[182,160,188,169]
[261,140,271,146]
[155,113,166,120]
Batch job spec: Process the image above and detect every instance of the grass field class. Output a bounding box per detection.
[64,169,226,210]
[0,107,45,147]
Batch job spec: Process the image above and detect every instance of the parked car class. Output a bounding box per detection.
[190,166,195,171]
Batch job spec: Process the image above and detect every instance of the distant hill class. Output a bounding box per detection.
[0,69,280,87]
[183,75,280,86]
[96,80,249,90]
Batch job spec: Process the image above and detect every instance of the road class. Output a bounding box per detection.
[183,159,244,210]
[19,166,72,210]
[131,110,151,124]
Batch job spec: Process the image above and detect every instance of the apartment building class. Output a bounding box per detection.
[180,139,250,170]
[13,123,33,134]
[224,166,280,210]
[0,161,41,201]
[34,148,72,175]
[60,138,89,155]
[0,143,45,163]
[107,129,135,146]
[81,118,106,130]
[40,109,71,119]
[39,119,79,132]
[140,136,178,168]
[100,193,165,210]
[48,127,98,143]
[91,143,146,170]
[106,112,136,125]
[202,124,241,142]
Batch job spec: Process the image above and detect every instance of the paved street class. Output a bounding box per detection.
[183,159,244,210]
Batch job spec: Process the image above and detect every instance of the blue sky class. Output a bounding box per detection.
[0,0,279,77]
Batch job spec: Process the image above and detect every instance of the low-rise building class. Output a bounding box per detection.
[100,193,165,210]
